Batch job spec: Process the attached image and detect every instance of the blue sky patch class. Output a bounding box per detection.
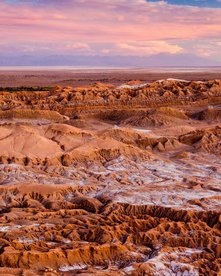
[148,0,221,8]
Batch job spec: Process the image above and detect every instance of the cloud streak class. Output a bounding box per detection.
[0,0,221,65]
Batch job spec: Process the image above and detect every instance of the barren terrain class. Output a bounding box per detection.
[0,74,221,275]
[1,67,221,87]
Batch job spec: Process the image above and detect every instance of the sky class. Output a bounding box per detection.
[1,0,221,66]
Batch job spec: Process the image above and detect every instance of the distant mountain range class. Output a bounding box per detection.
[0,53,219,67]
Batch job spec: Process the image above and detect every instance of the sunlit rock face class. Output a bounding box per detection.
[0,80,221,275]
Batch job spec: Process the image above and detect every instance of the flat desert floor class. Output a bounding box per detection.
[0,70,221,275]
[1,67,221,87]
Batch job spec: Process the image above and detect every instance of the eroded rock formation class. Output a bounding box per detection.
[0,79,221,275]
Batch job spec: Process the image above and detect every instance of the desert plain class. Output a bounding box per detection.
[0,69,221,275]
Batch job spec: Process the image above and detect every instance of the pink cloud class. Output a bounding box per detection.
[115,41,183,55]
[0,0,221,60]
